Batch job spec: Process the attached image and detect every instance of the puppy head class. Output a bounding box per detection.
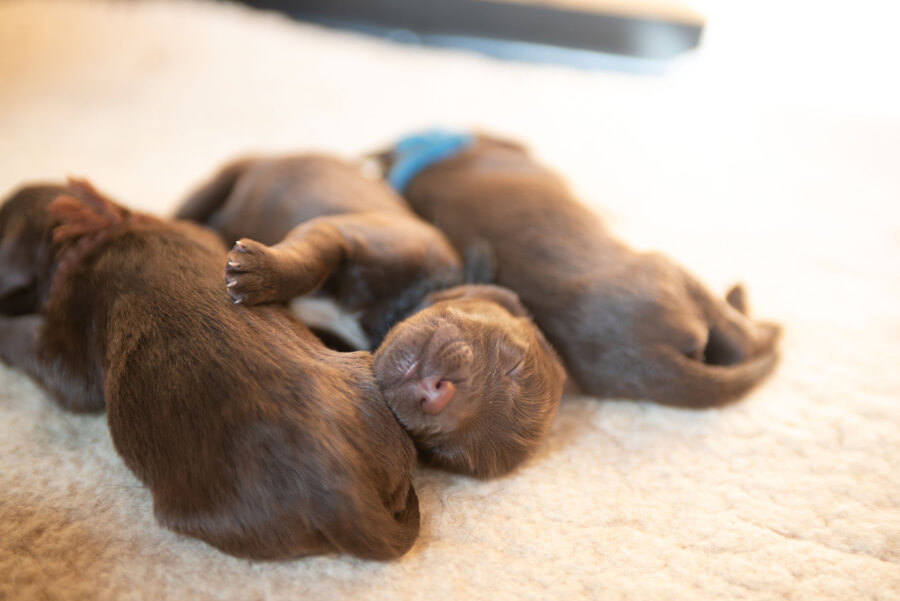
[0,184,66,313]
[0,179,132,313]
[373,284,565,479]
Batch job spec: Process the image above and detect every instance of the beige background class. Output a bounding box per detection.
[0,1,898,599]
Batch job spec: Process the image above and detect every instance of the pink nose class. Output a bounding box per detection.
[417,376,456,415]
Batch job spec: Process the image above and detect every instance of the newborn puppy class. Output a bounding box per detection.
[0,180,419,560]
[177,155,565,477]
[379,131,781,407]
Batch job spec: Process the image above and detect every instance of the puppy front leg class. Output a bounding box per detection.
[0,314,104,412]
[224,218,348,305]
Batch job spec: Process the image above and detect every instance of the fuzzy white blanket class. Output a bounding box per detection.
[1,1,898,599]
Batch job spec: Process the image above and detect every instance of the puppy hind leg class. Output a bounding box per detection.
[690,279,781,365]
[174,159,250,223]
[725,284,747,314]
[320,482,420,561]
[645,346,779,407]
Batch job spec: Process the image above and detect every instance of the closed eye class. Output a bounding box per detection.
[505,358,524,378]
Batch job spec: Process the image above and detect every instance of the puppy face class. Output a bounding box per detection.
[373,285,565,479]
[0,185,61,314]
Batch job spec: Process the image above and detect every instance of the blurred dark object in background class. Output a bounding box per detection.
[238,0,705,68]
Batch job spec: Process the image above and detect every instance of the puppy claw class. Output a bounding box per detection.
[221,238,279,306]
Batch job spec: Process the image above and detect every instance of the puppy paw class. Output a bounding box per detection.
[224,239,282,305]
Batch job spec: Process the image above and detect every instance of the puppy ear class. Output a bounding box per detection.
[0,241,34,298]
[426,284,530,317]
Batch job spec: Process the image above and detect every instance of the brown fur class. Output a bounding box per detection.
[385,136,782,407]
[0,180,419,560]
[177,155,566,478]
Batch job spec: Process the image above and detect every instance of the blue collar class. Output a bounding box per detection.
[386,130,474,192]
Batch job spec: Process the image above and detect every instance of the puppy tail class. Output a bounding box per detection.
[174,159,249,223]
[48,178,129,243]
[644,343,780,408]
[45,178,141,300]
[324,481,421,561]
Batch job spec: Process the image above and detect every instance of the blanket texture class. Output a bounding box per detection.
[1,1,898,599]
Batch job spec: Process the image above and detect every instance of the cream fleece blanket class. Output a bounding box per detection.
[1,1,898,599]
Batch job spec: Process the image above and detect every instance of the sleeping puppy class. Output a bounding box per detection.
[0,180,419,560]
[176,155,565,478]
[377,131,782,407]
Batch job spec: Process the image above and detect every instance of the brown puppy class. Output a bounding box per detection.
[176,155,566,477]
[0,180,419,560]
[381,133,781,407]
